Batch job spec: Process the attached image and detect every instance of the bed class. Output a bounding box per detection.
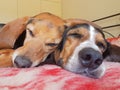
[0,14,120,90]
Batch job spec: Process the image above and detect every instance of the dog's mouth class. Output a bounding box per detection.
[64,61,105,79]
[80,65,105,79]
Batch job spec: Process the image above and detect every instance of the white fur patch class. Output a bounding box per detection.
[12,51,19,66]
[26,24,34,31]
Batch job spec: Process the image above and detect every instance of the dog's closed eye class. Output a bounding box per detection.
[45,43,58,47]
[97,42,106,51]
[68,33,83,38]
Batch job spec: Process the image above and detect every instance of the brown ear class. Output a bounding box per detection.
[54,49,61,62]
[0,16,30,49]
[54,50,64,66]
[103,42,111,58]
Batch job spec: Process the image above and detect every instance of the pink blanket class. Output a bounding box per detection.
[0,62,120,90]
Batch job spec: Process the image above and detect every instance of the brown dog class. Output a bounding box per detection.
[0,12,65,68]
[45,19,109,78]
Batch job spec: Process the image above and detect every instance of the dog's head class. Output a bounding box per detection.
[12,13,65,68]
[54,19,108,78]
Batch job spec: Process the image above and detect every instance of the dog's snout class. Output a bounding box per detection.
[14,56,32,68]
[79,48,103,69]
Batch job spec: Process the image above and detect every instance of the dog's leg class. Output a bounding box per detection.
[0,49,14,67]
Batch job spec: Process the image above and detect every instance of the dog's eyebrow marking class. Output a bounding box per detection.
[27,18,34,25]
[68,23,90,30]
[95,28,105,38]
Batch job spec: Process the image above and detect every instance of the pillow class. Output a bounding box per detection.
[107,37,120,46]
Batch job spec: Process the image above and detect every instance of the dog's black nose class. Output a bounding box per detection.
[79,48,103,69]
[14,56,32,68]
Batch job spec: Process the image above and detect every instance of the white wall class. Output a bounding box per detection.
[0,0,62,23]
[62,0,120,20]
[62,0,120,38]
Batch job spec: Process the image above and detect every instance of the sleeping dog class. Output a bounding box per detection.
[51,19,120,78]
[44,19,112,78]
[0,12,66,68]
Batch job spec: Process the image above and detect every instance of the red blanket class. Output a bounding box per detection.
[0,62,120,90]
[107,37,120,46]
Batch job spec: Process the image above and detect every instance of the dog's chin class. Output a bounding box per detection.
[64,62,105,79]
[82,65,105,79]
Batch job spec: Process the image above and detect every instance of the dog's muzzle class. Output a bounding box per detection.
[14,56,32,68]
[78,48,104,78]
[79,48,103,70]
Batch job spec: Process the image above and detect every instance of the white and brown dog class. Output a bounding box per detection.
[44,19,110,78]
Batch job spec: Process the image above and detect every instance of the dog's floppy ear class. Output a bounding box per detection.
[103,41,111,59]
[53,25,68,66]
[54,49,61,63]
[54,50,64,66]
[14,18,35,49]
[103,42,120,62]
[0,16,30,49]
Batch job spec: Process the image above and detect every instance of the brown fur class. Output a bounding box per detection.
[0,16,30,49]
[0,12,65,67]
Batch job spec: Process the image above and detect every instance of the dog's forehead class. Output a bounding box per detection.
[68,23,89,30]
[26,20,56,36]
[33,12,65,27]
[27,19,65,33]
[89,25,104,37]
[67,23,104,37]
[65,19,104,36]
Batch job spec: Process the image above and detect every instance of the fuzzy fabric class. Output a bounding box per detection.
[0,62,120,90]
[107,37,120,46]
